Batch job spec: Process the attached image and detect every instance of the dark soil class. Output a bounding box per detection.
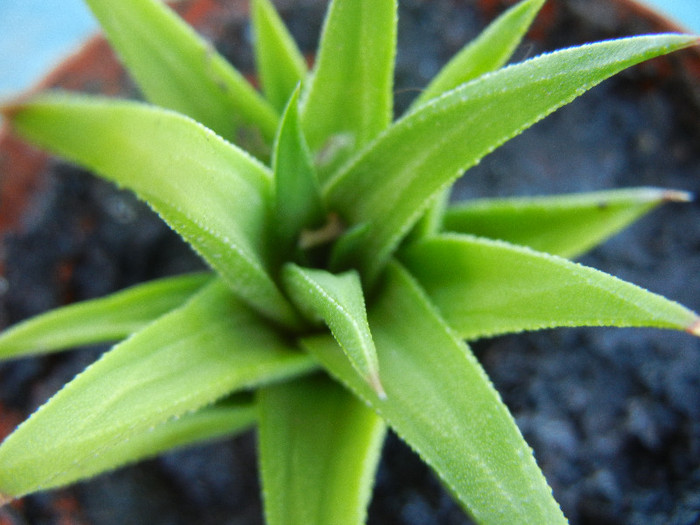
[1,1,698,524]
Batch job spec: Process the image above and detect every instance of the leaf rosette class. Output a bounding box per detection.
[0,0,698,523]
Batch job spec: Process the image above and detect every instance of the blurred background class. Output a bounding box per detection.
[0,0,699,99]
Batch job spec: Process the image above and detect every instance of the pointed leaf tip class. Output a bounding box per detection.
[662,189,693,202]
[282,264,382,395]
[369,372,387,400]
[687,318,700,337]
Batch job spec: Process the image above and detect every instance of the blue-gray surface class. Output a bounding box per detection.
[0,0,96,99]
[0,0,698,98]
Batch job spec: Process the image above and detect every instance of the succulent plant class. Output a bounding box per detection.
[0,0,698,523]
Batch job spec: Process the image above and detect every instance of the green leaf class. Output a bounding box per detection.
[409,0,545,235]
[443,187,692,258]
[0,279,316,498]
[252,0,308,113]
[0,273,211,361]
[325,34,698,284]
[301,0,397,178]
[411,0,545,108]
[258,375,385,525]
[282,264,384,397]
[303,263,567,524]
[407,190,450,240]
[43,396,257,494]
[84,0,279,148]
[2,93,302,329]
[401,233,700,339]
[273,87,325,258]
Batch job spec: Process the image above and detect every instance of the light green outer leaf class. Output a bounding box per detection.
[302,263,566,524]
[258,375,386,525]
[282,264,384,396]
[411,0,545,108]
[37,397,257,493]
[325,34,698,284]
[252,0,308,113]
[0,273,211,360]
[301,0,397,178]
[273,87,325,257]
[84,0,279,147]
[401,233,700,340]
[443,187,693,259]
[3,93,302,329]
[0,279,317,498]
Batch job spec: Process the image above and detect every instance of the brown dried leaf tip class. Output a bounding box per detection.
[686,318,700,337]
[661,190,693,203]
